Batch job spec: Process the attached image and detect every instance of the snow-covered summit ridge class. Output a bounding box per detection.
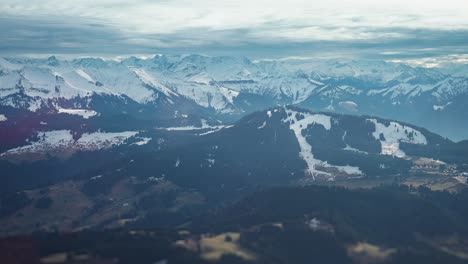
[2,55,466,114]
[0,130,141,160]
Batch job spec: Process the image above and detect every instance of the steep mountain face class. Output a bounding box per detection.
[1,55,467,140]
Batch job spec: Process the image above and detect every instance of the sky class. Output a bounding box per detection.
[1,0,468,64]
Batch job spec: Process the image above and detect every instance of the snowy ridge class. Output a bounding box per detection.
[368,119,427,158]
[130,68,179,98]
[283,108,363,180]
[75,69,96,83]
[1,55,467,125]
[1,130,139,159]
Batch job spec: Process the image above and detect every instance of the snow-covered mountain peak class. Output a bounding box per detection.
[1,55,468,140]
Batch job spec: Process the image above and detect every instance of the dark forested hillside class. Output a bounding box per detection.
[2,185,468,264]
[1,106,468,237]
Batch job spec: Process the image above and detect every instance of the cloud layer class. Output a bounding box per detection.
[1,0,468,61]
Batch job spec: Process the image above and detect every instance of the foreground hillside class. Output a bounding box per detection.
[2,185,468,264]
[1,107,467,235]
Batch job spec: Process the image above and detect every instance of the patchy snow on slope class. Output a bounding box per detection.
[52,70,95,96]
[1,130,139,158]
[258,121,267,129]
[198,125,234,136]
[284,108,362,180]
[453,176,468,184]
[187,72,214,85]
[75,69,96,83]
[219,87,239,104]
[90,175,103,180]
[160,126,206,131]
[286,109,331,130]
[333,165,363,175]
[1,130,74,156]
[77,131,138,146]
[308,78,324,86]
[57,107,97,119]
[342,131,368,154]
[0,58,21,71]
[206,158,215,167]
[0,114,6,122]
[338,101,358,112]
[344,145,368,154]
[131,68,179,98]
[433,102,452,111]
[368,119,427,158]
[27,99,42,112]
[132,137,152,146]
[158,119,228,132]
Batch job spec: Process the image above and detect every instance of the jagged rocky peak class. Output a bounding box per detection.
[72,57,109,68]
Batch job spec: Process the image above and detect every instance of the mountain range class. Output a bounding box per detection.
[2,55,468,263]
[1,55,468,141]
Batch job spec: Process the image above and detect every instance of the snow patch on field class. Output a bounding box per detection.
[78,131,138,146]
[158,120,229,133]
[57,107,97,119]
[368,119,427,158]
[0,114,6,121]
[132,137,152,146]
[159,125,214,131]
[284,109,363,180]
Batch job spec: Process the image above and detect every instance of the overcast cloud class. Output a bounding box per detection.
[1,0,468,63]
